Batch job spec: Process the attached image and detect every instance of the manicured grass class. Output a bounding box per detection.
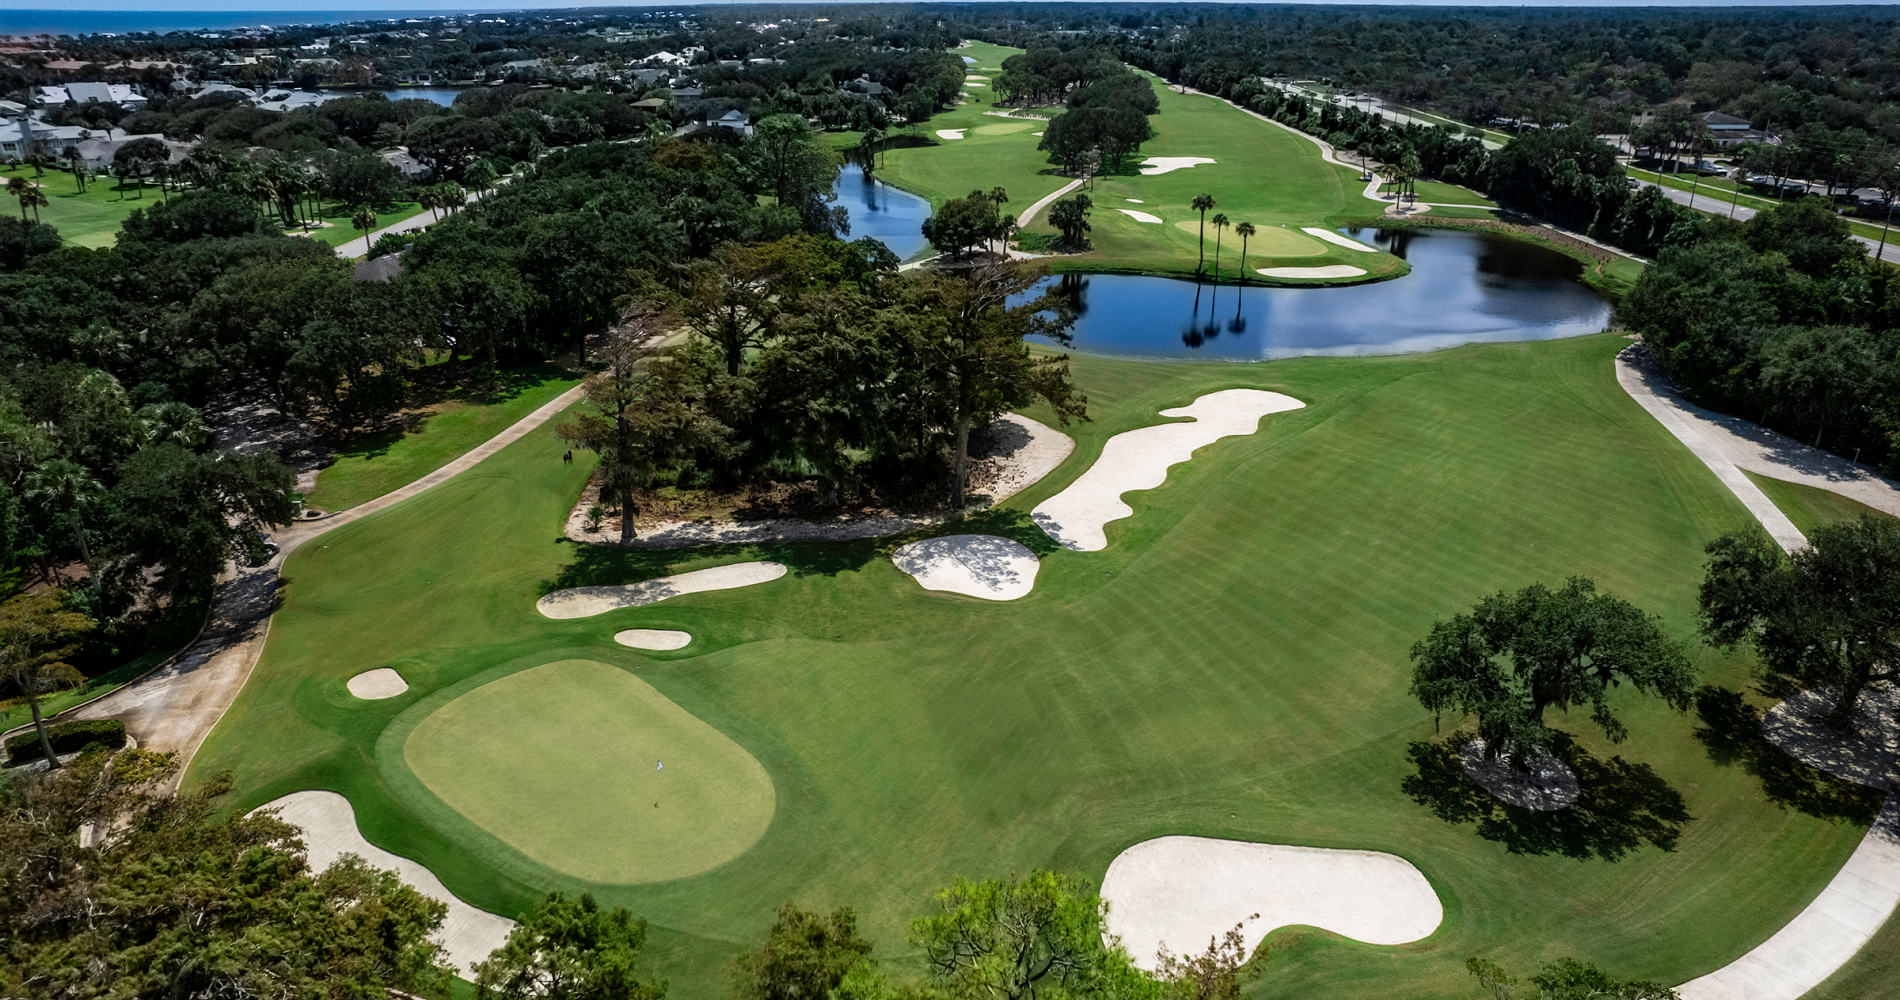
[2,164,157,247]
[193,332,1866,997]
[880,45,1403,284]
[1626,166,1898,247]
[298,199,431,252]
[399,659,775,884]
[302,364,581,512]
[1743,471,1898,535]
[1405,179,1495,207]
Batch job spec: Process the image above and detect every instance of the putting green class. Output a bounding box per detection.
[974,121,1035,135]
[402,659,775,884]
[1171,220,1326,257]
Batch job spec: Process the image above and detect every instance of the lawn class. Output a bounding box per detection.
[297,198,431,253]
[1626,166,1898,247]
[3,163,158,248]
[878,44,1404,284]
[192,332,1869,998]
[301,363,581,512]
[1404,179,1495,207]
[1744,470,1898,534]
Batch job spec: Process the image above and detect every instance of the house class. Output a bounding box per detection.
[255,90,340,113]
[72,134,194,173]
[669,86,702,100]
[0,117,91,160]
[629,68,669,85]
[1696,111,1776,148]
[352,251,405,282]
[704,109,752,136]
[842,74,887,97]
[631,98,667,111]
[33,82,148,111]
[382,146,431,180]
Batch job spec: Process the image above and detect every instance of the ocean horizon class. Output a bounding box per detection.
[0,9,517,37]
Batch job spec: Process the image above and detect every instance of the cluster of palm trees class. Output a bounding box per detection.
[6,174,48,223]
[1189,193,1260,282]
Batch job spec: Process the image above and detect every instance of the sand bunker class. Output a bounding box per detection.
[254,791,515,976]
[891,535,1040,600]
[1139,156,1215,175]
[347,668,409,700]
[936,129,966,140]
[1257,264,1367,279]
[614,629,693,650]
[1117,209,1164,224]
[1102,836,1442,969]
[1032,389,1305,551]
[1125,198,1145,203]
[1300,227,1380,252]
[537,562,787,619]
[965,74,990,80]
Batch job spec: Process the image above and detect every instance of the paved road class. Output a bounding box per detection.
[1634,177,1900,265]
[332,188,487,260]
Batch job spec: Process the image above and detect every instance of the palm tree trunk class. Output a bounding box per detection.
[67,509,94,579]
[1240,240,1248,282]
[27,694,59,770]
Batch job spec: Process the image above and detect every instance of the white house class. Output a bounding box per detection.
[72,134,195,173]
[704,109,753,137]
[0,118,92,160]
[34,83,148,111]
[382,146,432,180]
[255,90,341,113]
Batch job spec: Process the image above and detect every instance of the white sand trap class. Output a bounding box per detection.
[253,791,514,976]
[1257,264,1367,279]
[613,629,693,650]
[1103,836,1442,970]
[1032,389,1304,551]
[1125,198,1144,203]
[1138,156,1215,176]
[936,129,966,140]
[1117,209,1164,224]
[1033,131,1045,137]
[346,668,408,700]
[891,535,1039,600]
[965,74,990,80]
[1300,227,1380,252]
[537,562,788,619]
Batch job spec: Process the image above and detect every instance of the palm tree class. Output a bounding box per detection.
[464,157,498,199]
[6,175,30,221]
[1210,212,1230,278]
[1234,221,1256,281]
[64,147,85,192]
[351,205,378,256]
[20,186,45,223]
[417,185,440,223]
[1191,193,1216,271]
[24,459,102,580]
[0,590,93,771]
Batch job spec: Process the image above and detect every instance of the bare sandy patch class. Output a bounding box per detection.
[1138,156,1215,175]
[936,129,967,140]
[1102,836,1442,969]
[1257,264,1367,279]
[1032,389,1305,551]
[537,562,787,619]
[253,791,515,977]
[1117,209,1163,224]
[1300,227,1380,252]
[892,535,1039,600]
[614,628,693,650]
[346,668,408,700]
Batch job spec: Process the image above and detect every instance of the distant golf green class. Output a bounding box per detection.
[876,42,1413,283]
[192,332,1868,997]
[400,659,775,884]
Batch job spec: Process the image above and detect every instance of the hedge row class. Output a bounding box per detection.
[5,719,127,766]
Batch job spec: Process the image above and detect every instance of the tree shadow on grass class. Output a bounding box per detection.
[1691,685,1883,826]
[538,507,1062,595]
[1402,730,1691,861]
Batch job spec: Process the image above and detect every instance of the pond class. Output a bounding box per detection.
[832,162,933,261]
[374,87,468,106]
[1035,228,1612,361]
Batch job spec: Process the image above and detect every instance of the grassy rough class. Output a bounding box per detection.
[191,333,1863,998]
[1743,471,1898,535]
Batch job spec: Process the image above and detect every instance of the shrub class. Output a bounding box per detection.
[6,718,127,766]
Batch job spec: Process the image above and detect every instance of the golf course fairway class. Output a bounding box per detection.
[190,333,1876,997]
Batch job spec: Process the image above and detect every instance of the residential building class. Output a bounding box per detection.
[72,133,195,172]
[704,109,753,136]
[382,146,431,180]
[33,82,148,111]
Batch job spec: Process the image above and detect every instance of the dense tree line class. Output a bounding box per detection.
[1026,49,1160,174]
[1619,199,1900,471]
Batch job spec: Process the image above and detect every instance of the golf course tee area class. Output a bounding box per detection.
[192,333,1871,997]
[873,41,1408,283]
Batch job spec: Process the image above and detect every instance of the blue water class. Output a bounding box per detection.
[0,9,494,36]
[1036,228,1612,361]
[375,87,467,106]
[832,161,931,261]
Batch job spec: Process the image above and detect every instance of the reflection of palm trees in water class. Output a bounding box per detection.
[1181,281,1222,348]
[1228,282,1247,335]
[1058,273,1090,320]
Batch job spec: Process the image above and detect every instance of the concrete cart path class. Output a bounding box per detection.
[68,383,589,776]
[1614,346,1806,554]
